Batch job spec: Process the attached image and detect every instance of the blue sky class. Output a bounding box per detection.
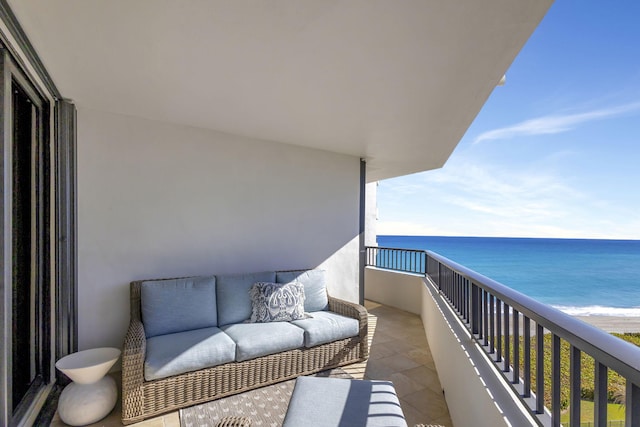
[377,1,640,239]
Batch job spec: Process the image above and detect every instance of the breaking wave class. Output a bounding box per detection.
[553,305,640,317]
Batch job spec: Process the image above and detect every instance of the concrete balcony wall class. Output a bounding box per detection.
[364,268,423,315]
[420,280,511,427]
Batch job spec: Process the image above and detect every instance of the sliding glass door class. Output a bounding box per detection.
[1,48,51,426]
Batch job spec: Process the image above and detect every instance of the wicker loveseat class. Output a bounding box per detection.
[121,269,368,425]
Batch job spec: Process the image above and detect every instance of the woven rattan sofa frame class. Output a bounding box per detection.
[121,278,369,425]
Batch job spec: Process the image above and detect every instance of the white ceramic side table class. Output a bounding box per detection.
[55,347,121,426]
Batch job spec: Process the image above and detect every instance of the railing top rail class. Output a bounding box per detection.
[368,246,426,253]
[425,250,640,384]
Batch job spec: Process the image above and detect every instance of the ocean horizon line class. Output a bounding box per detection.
[377,234,640,243]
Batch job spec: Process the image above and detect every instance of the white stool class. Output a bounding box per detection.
[55,347,121,426]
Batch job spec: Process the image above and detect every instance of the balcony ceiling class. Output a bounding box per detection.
[8,0,552,182]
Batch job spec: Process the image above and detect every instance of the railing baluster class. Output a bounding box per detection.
[496,299,502,363]
[552,334,561,427]
[489,295,495,354]
[471,283,480,336]
[594,362,607,426]
[464,277,469,321]
[482,290,488,345]
[570,345,581,427]
[458,276,461,318]
[626,381,640,427]
[457,274,462,314]
[402,249,405,271]
[536,323,544,415]
[456,273,461,316]
[504,303,510,373]
[452,272,456,305]
[524,316,531,397]
[513,309,519,384]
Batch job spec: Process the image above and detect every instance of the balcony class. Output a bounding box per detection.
[49,246,640,427]
[50,300,453,427]
[366,247,640,427]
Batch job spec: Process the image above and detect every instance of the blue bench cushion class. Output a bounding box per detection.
[221,322,305,362]
[216,271,276,326]
[144,327,236,381]
[283,377,407,427]
[292,311,359,347]
[276,269,328,312]
[141,276,217,338]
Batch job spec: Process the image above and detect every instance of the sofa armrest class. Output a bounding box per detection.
[121,316,147,421]
[328,296,368,358]
[328,296,367,323]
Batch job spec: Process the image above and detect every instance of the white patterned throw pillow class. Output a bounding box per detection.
[249,282,306,323]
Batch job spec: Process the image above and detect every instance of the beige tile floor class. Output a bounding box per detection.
[361,301,452,427]
[51,301,452,427]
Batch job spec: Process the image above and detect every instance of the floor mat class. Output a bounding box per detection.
[179,368,353,427]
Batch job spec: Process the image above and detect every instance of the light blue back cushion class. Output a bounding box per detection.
[141,276,217,338]
[276,270,328,312]
[216,271,276,326]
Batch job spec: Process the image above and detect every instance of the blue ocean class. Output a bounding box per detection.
[377,235,640,317]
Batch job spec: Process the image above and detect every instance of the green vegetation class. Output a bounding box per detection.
[503,332,640,420]
[559,400,625,425]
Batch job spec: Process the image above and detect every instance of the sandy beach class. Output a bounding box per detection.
[510,315,640,336]
[576,316,640,334]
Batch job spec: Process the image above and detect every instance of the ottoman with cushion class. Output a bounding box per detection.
[283,376,408,427]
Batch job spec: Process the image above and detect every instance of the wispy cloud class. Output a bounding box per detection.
[377,160,610,238]
[473,102,640,144]
[424,163,583,221]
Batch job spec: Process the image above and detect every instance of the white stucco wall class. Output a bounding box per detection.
[364,268,422,315]
[421,281,509,427]
[77,107,361,351]
[364,182,377,247]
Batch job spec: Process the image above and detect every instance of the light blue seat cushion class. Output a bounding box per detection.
[144,327,236,381]
[221,322,305,362]
[216,271,276,326]
[276,269,328,312]
[292,311,359,347]
[283,377,407,427]
[141,276,217,338]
